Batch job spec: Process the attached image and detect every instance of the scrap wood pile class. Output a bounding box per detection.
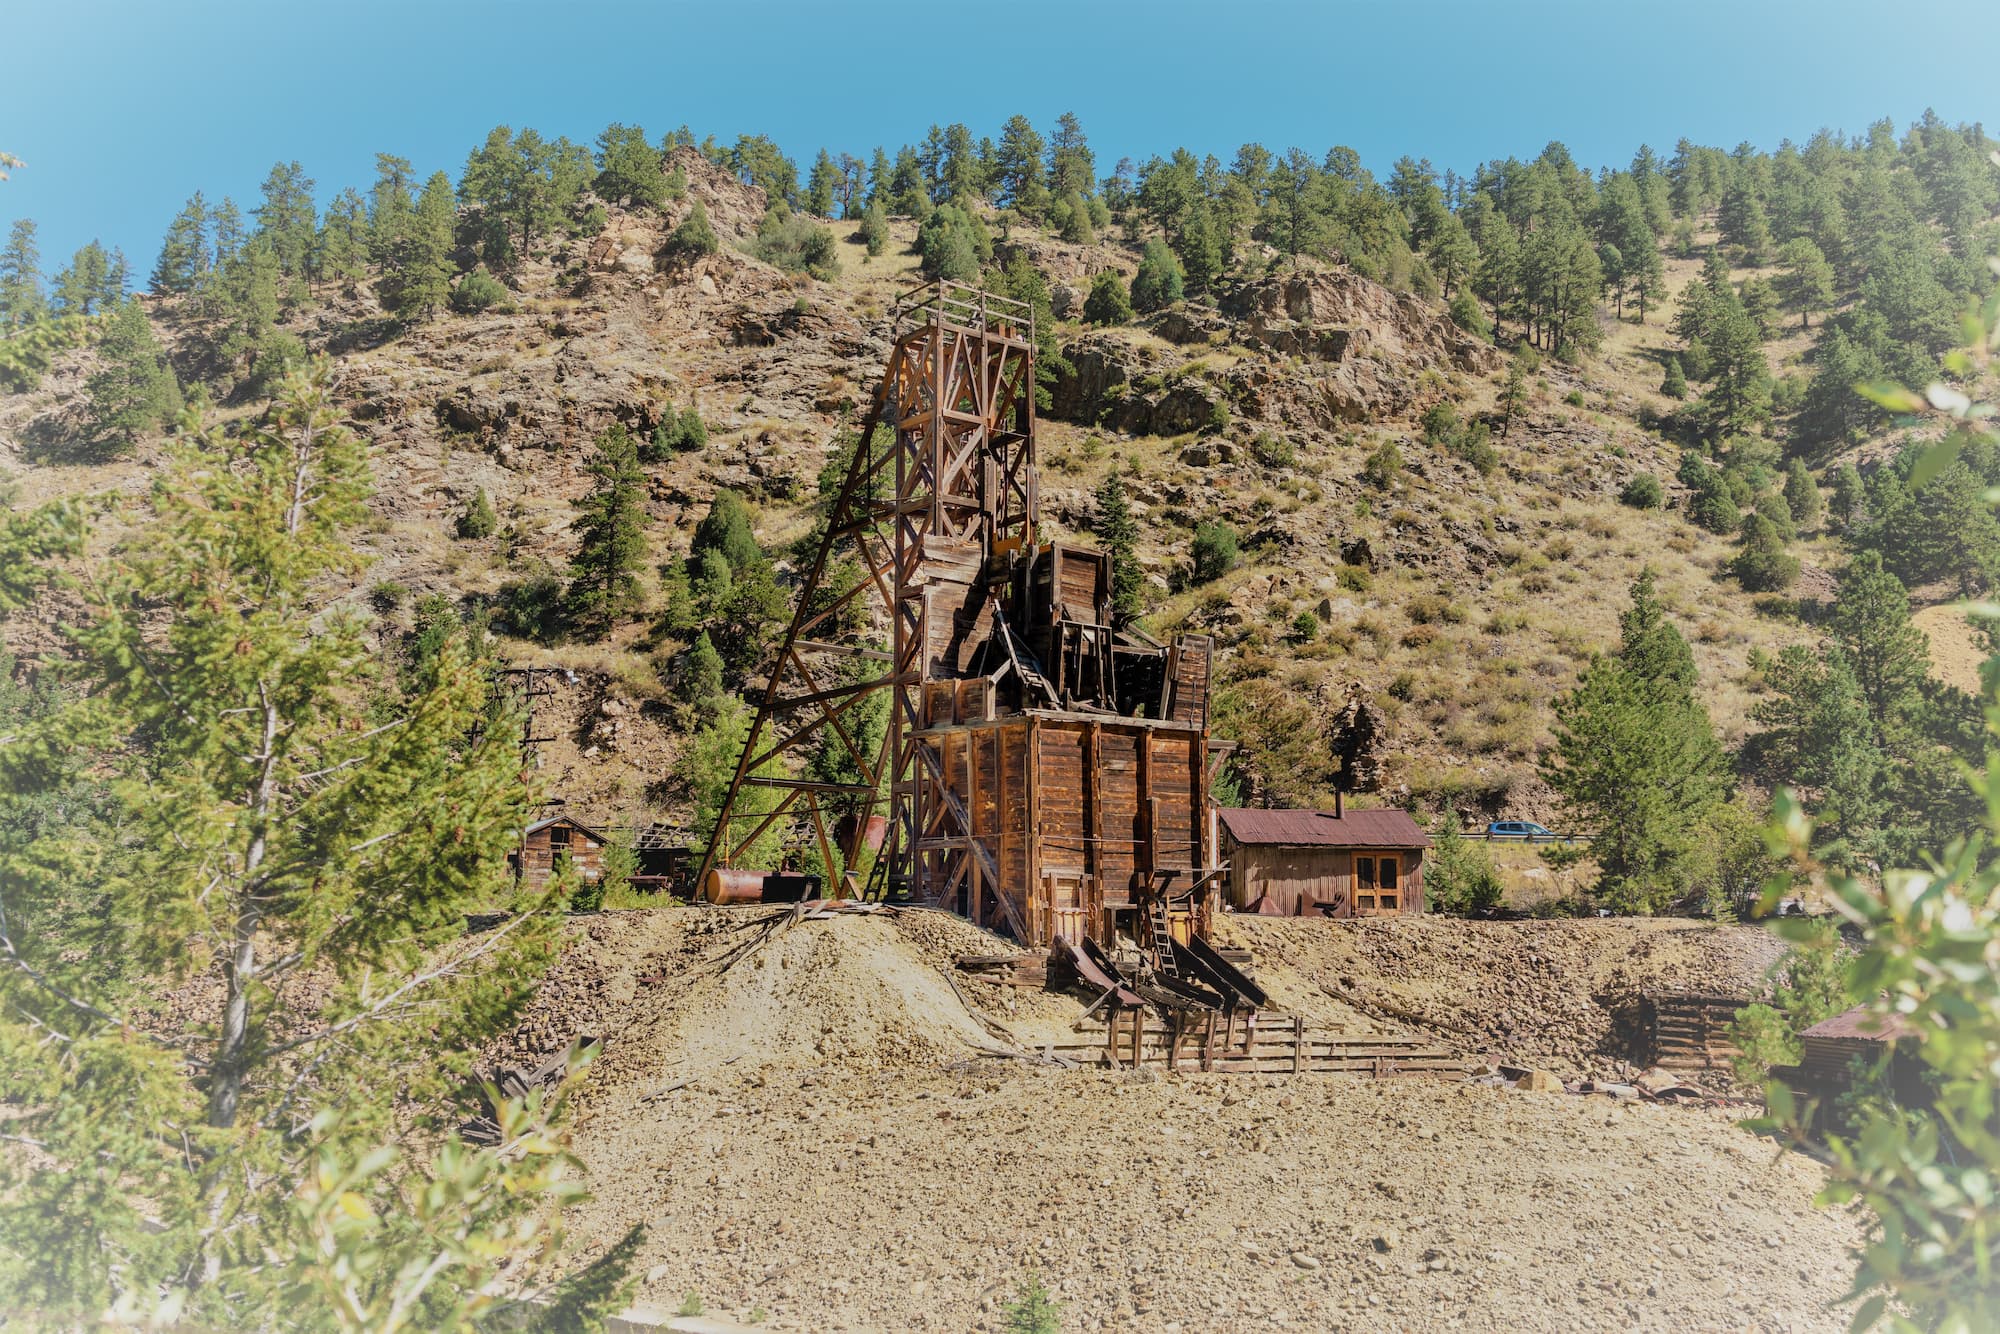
[462,1035,602,1145]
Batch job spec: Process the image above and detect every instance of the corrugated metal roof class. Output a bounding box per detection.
[1218,807,1431,849]
[1802,1005,1915,1043]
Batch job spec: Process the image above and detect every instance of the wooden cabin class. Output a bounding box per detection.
[510,815,607,888]
[1218,803,1429,917]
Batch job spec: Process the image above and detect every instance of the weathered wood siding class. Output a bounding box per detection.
[1225,839,1424,917]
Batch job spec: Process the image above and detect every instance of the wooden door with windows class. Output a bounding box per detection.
[1354,853,1404,915]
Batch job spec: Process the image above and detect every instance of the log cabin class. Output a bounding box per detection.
[1218,801,1429,917]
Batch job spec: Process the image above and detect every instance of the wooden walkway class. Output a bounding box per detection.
[1048,1010,1465,1077]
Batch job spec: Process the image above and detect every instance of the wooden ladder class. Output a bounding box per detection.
[1147,901,1179,979]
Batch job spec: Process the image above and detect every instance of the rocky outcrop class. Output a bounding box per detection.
[1220,271,1499,375]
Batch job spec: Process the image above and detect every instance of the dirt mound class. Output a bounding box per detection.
[490,906,1078,1120]
[1218,914,1789,1079]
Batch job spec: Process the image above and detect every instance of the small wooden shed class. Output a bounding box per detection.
[1218,803,1429,917]
[510,815,607,888]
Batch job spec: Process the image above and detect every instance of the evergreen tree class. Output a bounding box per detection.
[0,360,610,1324]
[1424,812,1504,914]
[915,204,986,281]
[1543,570,1727,911]
[381,170,456,319]
[457,486,499,539]
[149,192,209,295]
[0,218,43,327]
[316,186,368,293]
[1093,468,1142,620]
[1046,113,1095,200]
[804,148,839,217]
[51,240,112,316]
[594,122,668,207]
[692,490,763,576]
[1057,191,1096,244]
[1828,551,1929,742]
[1829,462,1865,530]
[1189,520,1238,583]
[1081,269,1132,326]
[1717,172,1773,263]
[1660,355,1688,399]
[366,153,416,267]
[1130,240,1184,312]
[254,159,318,281]
[1775,236,1834,330]
[209,196,244,266]
[665,199,720,259]
[1731,512,1799,591]
[993,114,1047,216]
[460,126,592,262]
[678,629,726,717]
[1782,458,1823,533]
[1793,328,1881,454]
[1752,647,1885,854]
[84,299,181,449]
[1699,294,1770,439]
[857,200,889,258]
[567,423,649,630]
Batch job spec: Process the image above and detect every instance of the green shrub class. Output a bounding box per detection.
[1290,611,1319,643]
[1336,562,1372,592]
[450,267,509,314]
[1563,389,1585,407]
[457,487,499,539]
[665,200,720,259]
[369,581,407,614]
[1361,439,1402,488]
[752,205,840,280]
[1081,270,1131,326]
[1250,432,1295,468]
[857,201,889,258]
[497,564,565,642]
[1130,240,1184,312]
[1425,812,1504,914]
[1189,521,1239,583]
[1620,473,1665,509]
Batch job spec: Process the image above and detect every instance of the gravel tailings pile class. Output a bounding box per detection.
[513,907,1858,1331]
[1222,914,1791,1079]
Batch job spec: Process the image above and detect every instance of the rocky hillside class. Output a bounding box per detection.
[0,150,1812,832]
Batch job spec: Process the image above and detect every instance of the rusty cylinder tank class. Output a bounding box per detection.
[703,867,771,904]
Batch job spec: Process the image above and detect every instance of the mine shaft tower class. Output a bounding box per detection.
[694,281,1217,950]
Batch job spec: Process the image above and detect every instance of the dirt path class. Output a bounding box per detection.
[505,908,1860,1331]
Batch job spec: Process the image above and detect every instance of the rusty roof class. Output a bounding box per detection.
[1802,1005,1916,1043]
[1218,807,1431,849]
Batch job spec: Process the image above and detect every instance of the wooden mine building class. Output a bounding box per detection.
[695,283,1221,951]
[1217,801,1429,917]
[510,814,607,889]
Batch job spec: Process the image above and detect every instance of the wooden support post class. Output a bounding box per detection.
[1106,1008,1121,1069]
[1131,1008,1143,1069]
[1201,1012,1216,1073]
[1167,1011,1181,1073]
[1293,1016,1305,1075]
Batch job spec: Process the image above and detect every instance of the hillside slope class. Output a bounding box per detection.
[0,152,1813,834]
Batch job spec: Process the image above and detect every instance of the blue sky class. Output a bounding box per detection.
[4,0,1997,271]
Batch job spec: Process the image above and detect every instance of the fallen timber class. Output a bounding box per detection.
[1053,1011,1466,1077]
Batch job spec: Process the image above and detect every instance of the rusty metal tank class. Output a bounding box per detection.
[701,869,822,904]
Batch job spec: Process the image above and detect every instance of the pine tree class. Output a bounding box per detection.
[1130,240,1184,312]
[1829,462,1865,530]
[1828,551,1929,743]
[1731,512,1799,592]
[0,360,613,1324]
[1094,468,1142,620]
[1660,355,1688,399]
[253,159,318,280]
[594,122,667,207]
[316,186,368,294]
[678,629,725,717]
[804,148,839,217]
[457,486,498,538]
[1782,459,1823,533]
[150,192,209,295]
[1775,236,1834,330]
[1543,570,1727,911]
[84,299,181,449]
[858,200,889,258]
[1717,173,1773,264]
[51,240,112,315]
[994,115,1047,216]
[0,218,43,327]
[366,153,416,266]
[208,196,244,265]
[1046,113,1095,200]
[665,199,720,259]
[567,423,649,630]
[1082,270,1132,326]
[382,171,457,319]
